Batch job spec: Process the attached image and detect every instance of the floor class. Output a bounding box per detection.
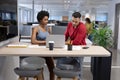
[110,49,120,80]
[29,49,120,80]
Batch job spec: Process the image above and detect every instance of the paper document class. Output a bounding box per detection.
[7,44,28,48]
[28,45,46,48]
[64,45,81,50]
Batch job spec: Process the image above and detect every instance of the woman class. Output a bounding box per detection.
[31,10,55,80]
[85,18,93,41]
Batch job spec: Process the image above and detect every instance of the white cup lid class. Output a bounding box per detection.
[48,41,55,43]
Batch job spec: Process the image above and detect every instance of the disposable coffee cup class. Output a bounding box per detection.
[67,44,72,51]
[48,41,54,50]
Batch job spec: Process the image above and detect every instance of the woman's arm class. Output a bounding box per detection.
[48,27,52,34]
[31,27,46,45]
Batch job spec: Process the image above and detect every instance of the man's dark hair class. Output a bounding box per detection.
[37,10,49,22]
[72,12,81,18]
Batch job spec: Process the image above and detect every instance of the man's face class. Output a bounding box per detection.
[71,17,80,27]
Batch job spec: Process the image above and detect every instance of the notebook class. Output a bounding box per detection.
[46,35,65,48]
[7,44,28,48]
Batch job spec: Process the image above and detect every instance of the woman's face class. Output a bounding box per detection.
[40,16,49,25]
[85,20,89,23]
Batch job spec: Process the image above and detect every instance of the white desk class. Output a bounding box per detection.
[0,44,110,57]
[0,43,112,80]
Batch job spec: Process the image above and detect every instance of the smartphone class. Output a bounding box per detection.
[82,47,89,49]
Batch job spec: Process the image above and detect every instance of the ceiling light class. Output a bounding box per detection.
[64,0,70,3]
[64,0,67,3]
[68,1,70,3]
[64,4,70,9]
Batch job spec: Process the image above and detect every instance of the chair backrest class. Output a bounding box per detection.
[21,57,45,70]
[56,57,80,71]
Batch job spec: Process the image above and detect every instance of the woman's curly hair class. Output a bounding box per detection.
[37,10,49,23]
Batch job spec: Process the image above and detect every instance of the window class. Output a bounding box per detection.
[96,13,108,22]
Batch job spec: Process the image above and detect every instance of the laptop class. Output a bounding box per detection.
[46,35,65,48]
[52,26,66,35]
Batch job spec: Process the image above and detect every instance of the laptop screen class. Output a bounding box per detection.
[46,35,65,48]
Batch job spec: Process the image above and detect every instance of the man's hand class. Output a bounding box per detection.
[65,40,72,45]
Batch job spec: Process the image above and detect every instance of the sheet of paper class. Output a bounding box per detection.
[64,45,81,50]
[28,45,46,48]
[7,44,28,48]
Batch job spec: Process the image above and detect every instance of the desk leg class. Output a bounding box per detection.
[91,53,112,80]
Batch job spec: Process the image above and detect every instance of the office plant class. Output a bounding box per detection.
[91,26,113,49]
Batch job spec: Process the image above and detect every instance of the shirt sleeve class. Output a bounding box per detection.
[72,24,86,45]
[64,23,70,41]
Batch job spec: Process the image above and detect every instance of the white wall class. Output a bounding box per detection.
[107,1,116,32]
[118,14,120,49]
[108,0,120,50]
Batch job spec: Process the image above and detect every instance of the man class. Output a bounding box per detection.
[65,12,87,80]
[65,12,86,45]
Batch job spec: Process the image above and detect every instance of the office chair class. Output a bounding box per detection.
[53,57,81,80]
[14,57,45,80]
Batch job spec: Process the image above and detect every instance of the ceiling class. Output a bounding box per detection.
[18,0,112,16]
